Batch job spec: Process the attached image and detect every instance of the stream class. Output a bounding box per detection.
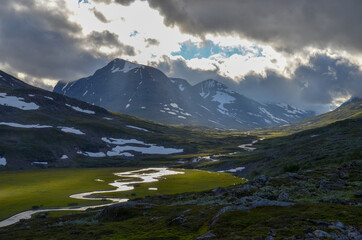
[0,168,183,228]
[0,138,262,228]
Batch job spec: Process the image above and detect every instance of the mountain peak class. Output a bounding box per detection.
[198,79,228,90]
[107,59,143,74]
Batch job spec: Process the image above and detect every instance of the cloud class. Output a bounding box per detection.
[145,0,362,55]
[87,30,136,56]
[151,53,362,112]
[0,0,135,86]
[144,38,160,47]
[91,8,110,23]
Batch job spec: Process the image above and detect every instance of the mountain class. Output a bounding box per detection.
[0,70,248,169]
[54,59,315,129]
[255,97,362,137]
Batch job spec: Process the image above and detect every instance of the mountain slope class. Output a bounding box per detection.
[54,59,314,129]
[255,97,362,137]
[0,70,249,169]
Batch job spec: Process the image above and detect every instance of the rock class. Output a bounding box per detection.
[167,215,186,226]
[354,190,362,198]
[286,172,298,179]
[313,230,331,238]
[35,213,48,219]
[255,186,278,200]
[238,184,257,192]
[196,231,216,239]
[210,196,294,227]
[328,221,345,231]
[346,231,358,239]
[266,229,276,240]
[150,216,162,221]
[212,187,229,195]
[336,170,349,179]
[277,192,290,201]
[253,175,268,186]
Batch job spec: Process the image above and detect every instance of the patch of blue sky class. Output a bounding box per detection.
[172,40,265,60]
[130,30,139,37]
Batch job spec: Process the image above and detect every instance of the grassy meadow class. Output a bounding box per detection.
[0,168,244,221]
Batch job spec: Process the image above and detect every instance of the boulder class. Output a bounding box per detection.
[313,230,331,238]
[167,215,186,226]
[277,192,290,201]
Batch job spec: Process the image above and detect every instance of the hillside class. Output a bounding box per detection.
[0,70,251,170]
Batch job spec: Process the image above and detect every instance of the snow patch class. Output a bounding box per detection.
[60,155,68,160]
[259,107,288,124]
[112,61,140,73]
[126,125,150,132]
[65,104,95,114]
[212,91,235,114]
[102,137,145,145]
[102,137,183,156]
[0,122,52,128]
[0,93,39,110]
[0,157,7,166]
[77,151,106,157]
[148,188,158,191]
[33,162,48,165]
[44,96,54,101]
[218,167,245,173]
[59,127,85,135]
[170,103,179,108]
[107,145,183,156]
[179,85,185,91]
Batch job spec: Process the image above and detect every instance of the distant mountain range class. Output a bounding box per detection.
[54,59,315,129]
[2,70,236,169]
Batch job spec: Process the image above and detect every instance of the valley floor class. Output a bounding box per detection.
[0,118,361,239]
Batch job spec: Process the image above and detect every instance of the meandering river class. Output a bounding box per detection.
[0,168,183,228]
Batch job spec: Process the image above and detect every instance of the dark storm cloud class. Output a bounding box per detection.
[234,55,362,112]
[91,8,110,23]
[104,0,362,54]
[0,0,134,85]
[87,30,136,56]
[144,38,160,47]
[150,55,226,85]
[152,54,362,112]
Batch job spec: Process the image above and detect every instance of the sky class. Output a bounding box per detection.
[0,0,361,113]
